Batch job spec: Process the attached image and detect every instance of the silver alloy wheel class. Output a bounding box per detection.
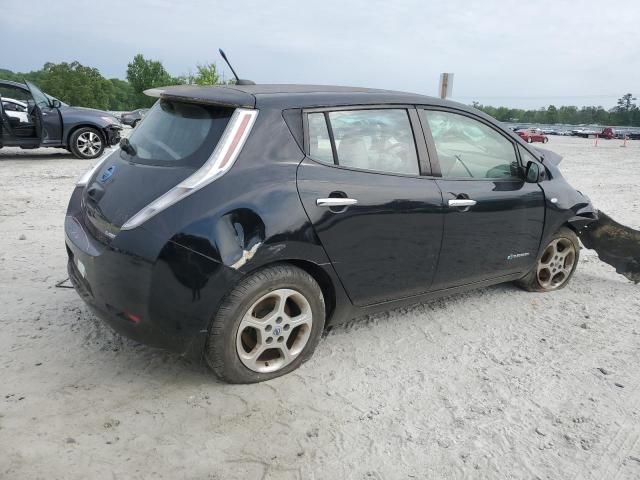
[536,237,576,289]
[236,288,313,373]
[76,131,102,156]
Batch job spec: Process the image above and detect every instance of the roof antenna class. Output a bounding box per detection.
[218,49,255,85]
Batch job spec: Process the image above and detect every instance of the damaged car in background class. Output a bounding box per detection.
[0,79,122,159]
[64,80,639,384]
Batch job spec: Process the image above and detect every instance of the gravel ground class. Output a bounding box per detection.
[1,136,639,480]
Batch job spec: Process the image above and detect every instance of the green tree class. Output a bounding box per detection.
[194,63,220,85]
[39,62,112,109]
[616,93,637,112]
[126,54,174,106]
[107,78,136,110]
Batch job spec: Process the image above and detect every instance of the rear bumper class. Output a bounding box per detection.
[64,187,243,359]
[66,252,162,347]
[65,212,183,353]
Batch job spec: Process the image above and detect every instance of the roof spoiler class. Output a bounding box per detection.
[144,85,255,109]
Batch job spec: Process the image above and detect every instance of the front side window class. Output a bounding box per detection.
[25,81,51,109]
[421,110,518,179]
[308,109,419,176]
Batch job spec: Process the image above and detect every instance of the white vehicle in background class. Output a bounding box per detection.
[1,97,29,123]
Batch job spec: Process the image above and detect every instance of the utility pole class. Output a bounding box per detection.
[439,73,454,99]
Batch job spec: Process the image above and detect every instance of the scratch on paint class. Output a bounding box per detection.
[230,243,262,269]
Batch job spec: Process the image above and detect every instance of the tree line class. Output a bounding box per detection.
[473,94,639,127]
[0,54,226,111]
[2,56,638,126]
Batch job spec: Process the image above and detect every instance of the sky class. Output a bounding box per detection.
[2,0,639,109]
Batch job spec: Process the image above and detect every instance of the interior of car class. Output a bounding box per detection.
[0,86,37,138]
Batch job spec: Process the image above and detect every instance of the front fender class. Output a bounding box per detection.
[537,153,598,253]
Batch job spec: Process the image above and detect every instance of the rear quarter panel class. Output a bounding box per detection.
[140,107,352,323]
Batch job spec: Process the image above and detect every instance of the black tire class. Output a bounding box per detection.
[205,264,326,383]
[516,227,580,292]
[69,127,105,159]
[527,137,533,143]
[132,119,140,128]
[543,137,549,143]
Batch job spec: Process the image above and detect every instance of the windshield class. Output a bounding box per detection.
[121,99,234,167]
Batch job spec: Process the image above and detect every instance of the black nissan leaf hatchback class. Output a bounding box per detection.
[65,84,596,383]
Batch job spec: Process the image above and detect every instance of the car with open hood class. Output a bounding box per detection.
[0,79,122,159]
[64,83,597,383]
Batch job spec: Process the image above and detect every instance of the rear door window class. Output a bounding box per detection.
[307,112,333,163]
[307,109,420,176]
[122,100,234,167]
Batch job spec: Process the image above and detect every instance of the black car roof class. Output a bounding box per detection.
[145,84,465,111]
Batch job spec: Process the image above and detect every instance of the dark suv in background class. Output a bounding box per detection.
[0,79,122,159]
[65,84,596,383]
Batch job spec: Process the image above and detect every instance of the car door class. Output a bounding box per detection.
[0,95,22,146]
[25,81,61,144]
[297,107,444,306]
[419,108,545,289]
[0,97,5,147]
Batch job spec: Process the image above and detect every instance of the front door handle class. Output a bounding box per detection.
[316,198,358,207]
[448,199,477,208]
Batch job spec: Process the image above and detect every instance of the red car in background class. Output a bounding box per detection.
[516,128,549,144]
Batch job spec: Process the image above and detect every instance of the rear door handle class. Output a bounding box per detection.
[316,198,358,207]
[448,199,477,208]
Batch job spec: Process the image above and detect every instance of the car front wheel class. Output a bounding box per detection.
[70,127,105,159]
[516,227,580,292]
[205,264,326,383]
[527,137,533,143]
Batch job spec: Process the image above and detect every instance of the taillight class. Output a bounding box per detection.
[120,108,258,231]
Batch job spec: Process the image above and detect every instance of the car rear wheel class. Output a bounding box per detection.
[527,137,533,143]
[516,227,579,292]
[132,119,140,128]
[70,127,105,159]
[205,264,325,383]
[543,137,549,143]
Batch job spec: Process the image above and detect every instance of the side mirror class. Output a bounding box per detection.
[525,161,542,183]
[51,99,62,108]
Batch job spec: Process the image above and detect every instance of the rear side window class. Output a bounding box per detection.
[122,100,233,167]
[308,113,333,163]
[307,109,419,176]
[421,110,518,179]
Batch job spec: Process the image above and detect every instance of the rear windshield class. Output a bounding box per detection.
[121,100,233,167]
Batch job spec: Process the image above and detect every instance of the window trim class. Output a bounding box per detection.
[302,104,432,178]
[418,106,525,182]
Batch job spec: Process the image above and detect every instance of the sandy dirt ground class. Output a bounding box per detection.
[1,135,639,480]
